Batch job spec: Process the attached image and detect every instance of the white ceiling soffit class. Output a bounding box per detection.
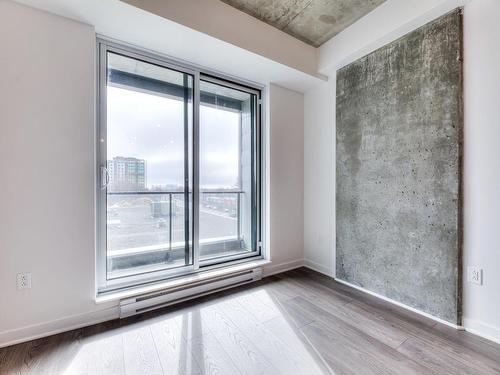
[12,0,327,93]
[120,0,319,76]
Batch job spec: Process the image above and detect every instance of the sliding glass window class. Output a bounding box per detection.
[97,40,262,292]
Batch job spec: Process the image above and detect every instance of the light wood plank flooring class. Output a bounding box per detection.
[1,268,500,374]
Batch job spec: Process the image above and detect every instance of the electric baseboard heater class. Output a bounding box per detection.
[119,268,263,318]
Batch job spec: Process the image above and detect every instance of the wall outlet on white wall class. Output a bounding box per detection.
[17,272,32,290]
[467,267,482,285]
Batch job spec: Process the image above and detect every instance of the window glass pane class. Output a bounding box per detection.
[199,80,257,260]
[105,52,193,279]
[98,43,262,291]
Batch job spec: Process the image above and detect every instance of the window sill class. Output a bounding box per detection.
[95,258,270,304]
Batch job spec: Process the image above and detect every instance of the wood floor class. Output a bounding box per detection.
[1,268,500,375]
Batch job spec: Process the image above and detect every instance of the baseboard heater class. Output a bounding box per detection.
[119,268,262,318]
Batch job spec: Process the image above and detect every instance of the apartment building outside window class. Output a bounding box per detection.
[107,157,146,192]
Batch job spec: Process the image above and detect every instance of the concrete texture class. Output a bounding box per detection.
[220,0,386,47]
[336,10,463,324]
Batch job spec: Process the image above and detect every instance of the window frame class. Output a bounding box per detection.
[96,38,264,294]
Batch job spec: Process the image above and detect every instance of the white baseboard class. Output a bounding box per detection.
[9,262,497,350]
[0,259,304,349]
[262,259,304,277]
[463,318,500,345]
[0,306,119,349]
[303,259,333,277]
[334,278,463,330]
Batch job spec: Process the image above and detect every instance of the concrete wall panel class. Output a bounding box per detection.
[335,10,462,324]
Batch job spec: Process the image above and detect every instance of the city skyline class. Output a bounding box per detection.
[107,86,240,189]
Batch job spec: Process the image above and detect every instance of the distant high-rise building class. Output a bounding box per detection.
[107,157,146,192]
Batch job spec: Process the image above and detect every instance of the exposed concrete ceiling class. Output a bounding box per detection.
[220,0,387,47]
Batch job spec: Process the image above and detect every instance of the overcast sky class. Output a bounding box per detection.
[107,86,239,189]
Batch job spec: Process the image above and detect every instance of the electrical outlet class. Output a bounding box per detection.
[467,267,482,285]
[17,272,32,290]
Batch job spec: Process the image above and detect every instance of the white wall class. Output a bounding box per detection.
[268,84,305,275]
[304,0,500,343]
[303,82,335,276]
[0,2,306,347]
[0,1,118,346]
[462,0,500,343]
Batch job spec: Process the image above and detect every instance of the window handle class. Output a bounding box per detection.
[101,166,110,190]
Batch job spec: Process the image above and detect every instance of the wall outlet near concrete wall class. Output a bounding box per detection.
[467,267,482,285]
[17,272,32,290]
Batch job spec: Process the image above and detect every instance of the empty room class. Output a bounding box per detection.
[1,0,500,373]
